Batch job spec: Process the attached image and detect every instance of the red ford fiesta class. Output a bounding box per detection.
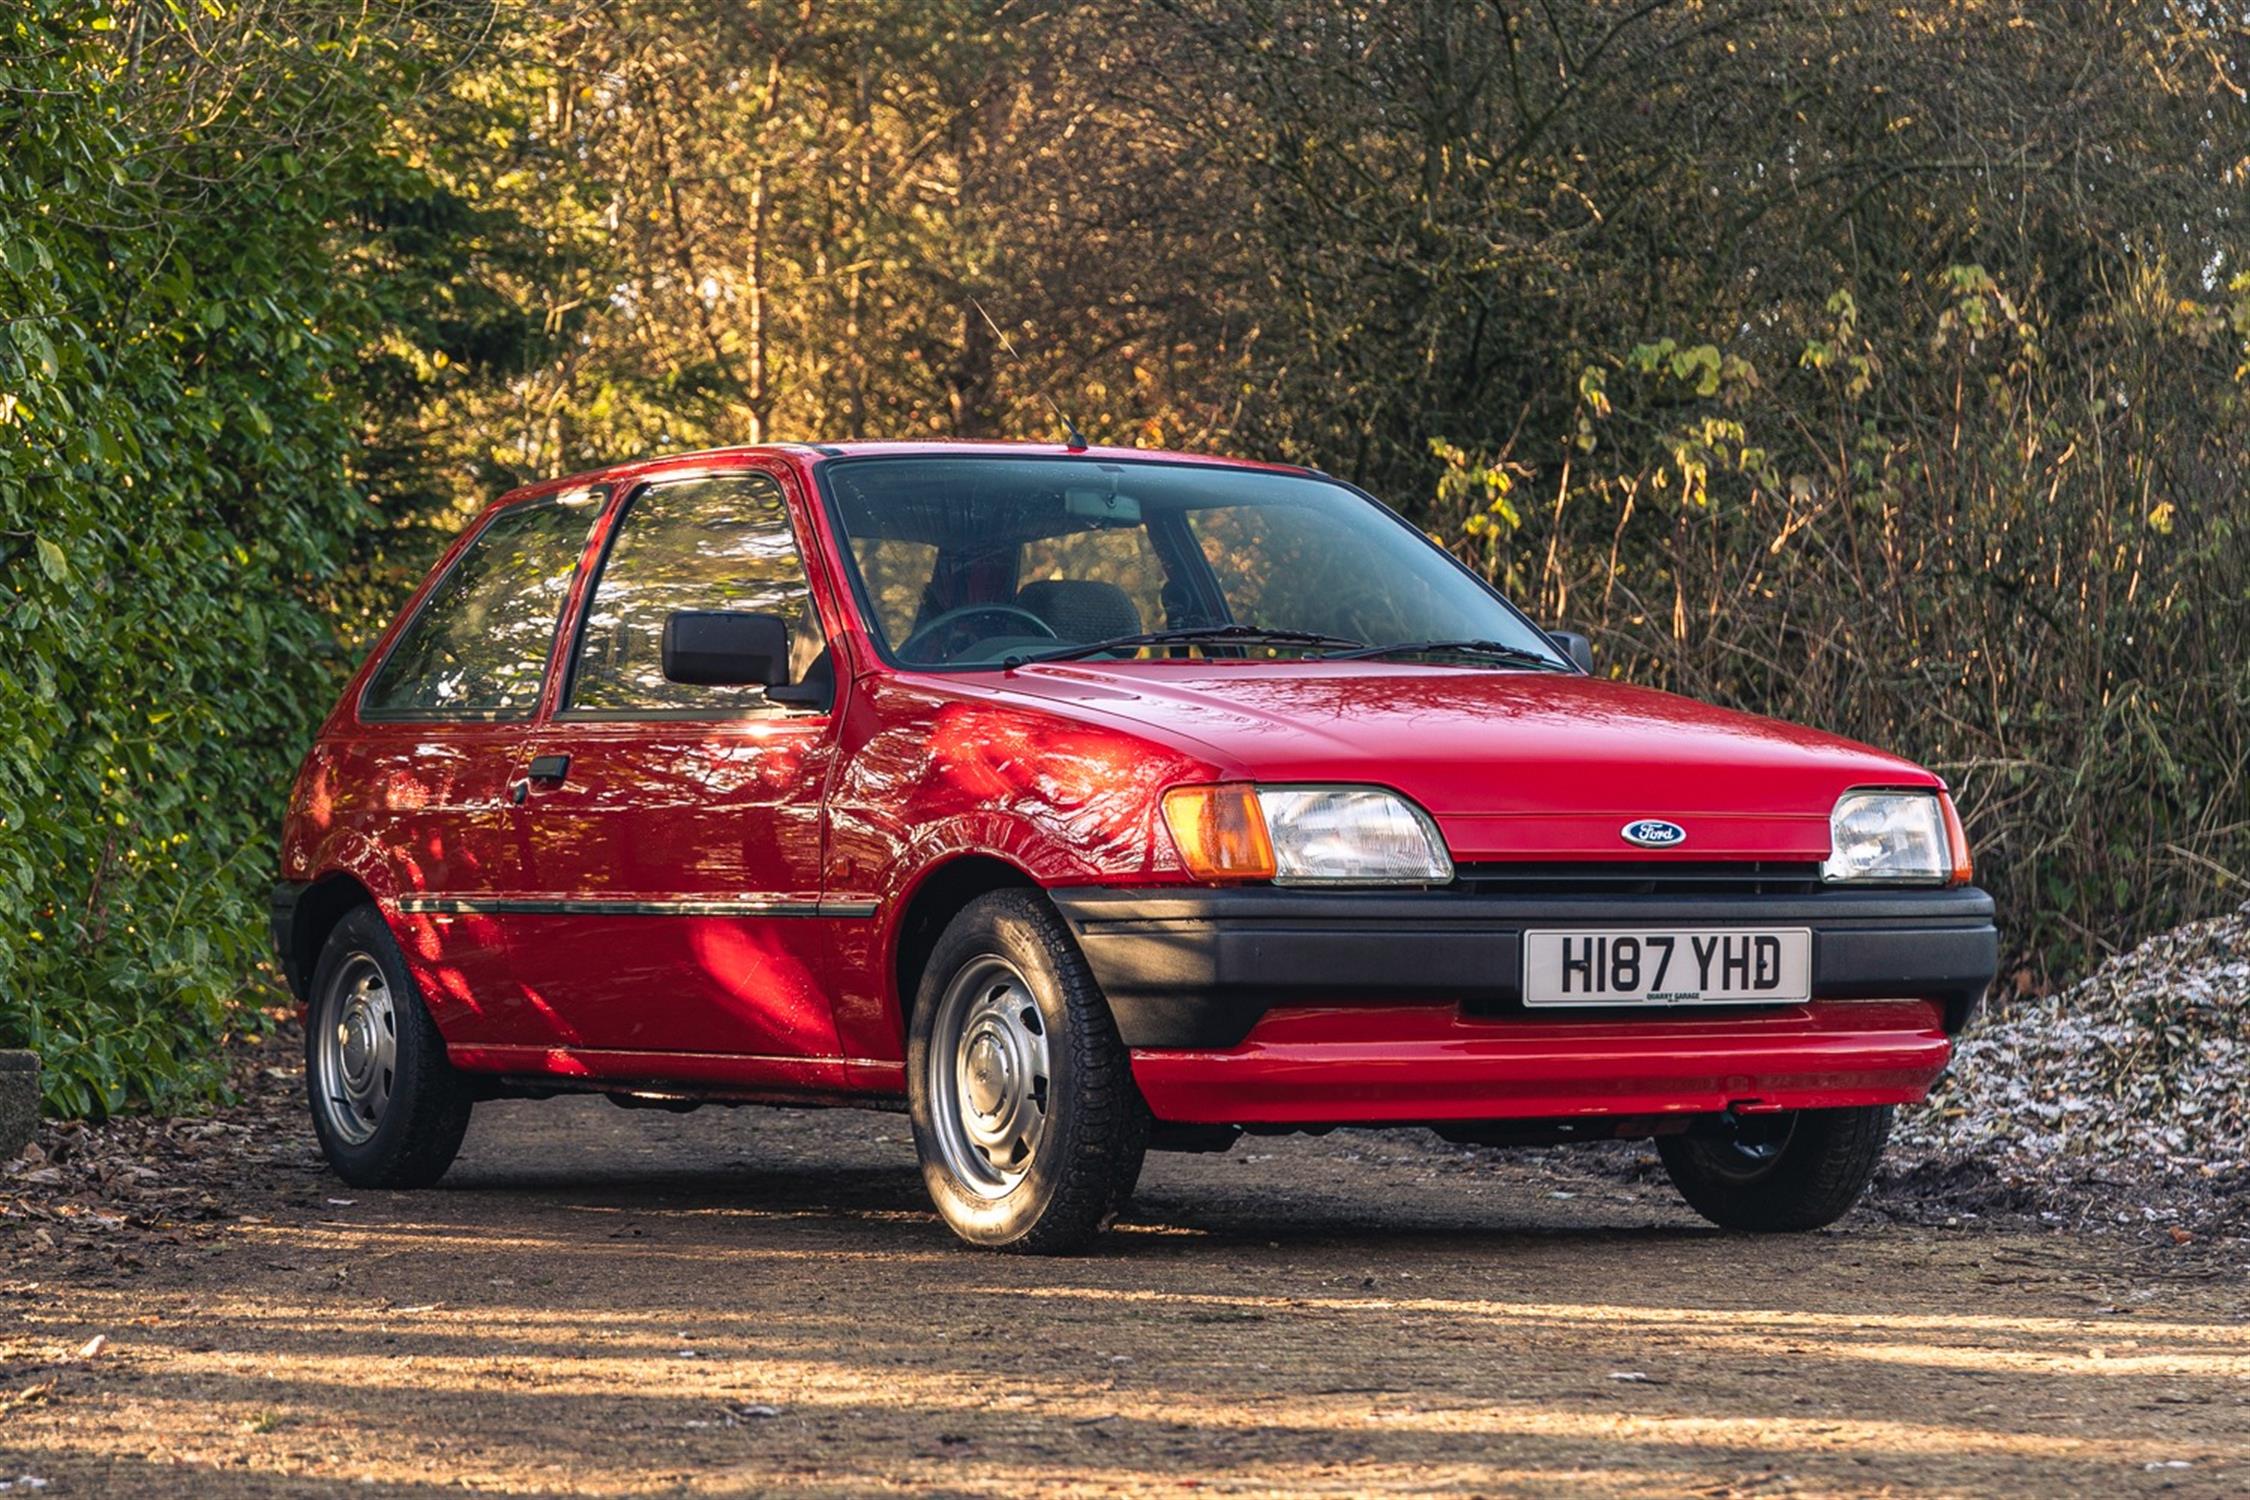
[274,443,1996,1251]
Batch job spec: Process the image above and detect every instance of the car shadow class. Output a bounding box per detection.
[419,1099,1731,1256]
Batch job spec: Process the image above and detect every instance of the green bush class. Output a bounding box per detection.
[0,1,446,1116]
[1150,1,2250,979]
[1436,268,2250,982]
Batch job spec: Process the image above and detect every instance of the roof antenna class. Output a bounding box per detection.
[972,298,1088,450]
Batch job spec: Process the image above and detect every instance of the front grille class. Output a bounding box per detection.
[1448,860,1824,897]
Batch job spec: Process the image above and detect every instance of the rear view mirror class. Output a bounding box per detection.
[1547,630,1593,673]
[662,610,791,687]
[1064,487,1141,524]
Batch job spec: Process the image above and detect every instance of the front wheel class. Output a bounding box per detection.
[305,904,473,1188]
[907,890,1148,1252]
[1657,1105,1893,1232]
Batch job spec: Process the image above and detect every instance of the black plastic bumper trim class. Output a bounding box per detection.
[1051,884,1998,1049]
[270,881,309,998]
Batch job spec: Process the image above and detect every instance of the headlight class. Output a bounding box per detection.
[1161,784,1453,885]
[1258,786,1454,884]
[1822,789,1965,884]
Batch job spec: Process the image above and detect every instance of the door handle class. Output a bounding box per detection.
[511,753,572,804]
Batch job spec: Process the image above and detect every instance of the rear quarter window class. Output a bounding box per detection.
[361,499,594,721]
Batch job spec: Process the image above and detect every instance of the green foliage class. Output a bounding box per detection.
[1159,0,2249,979]
[1443,264,2250,981]
[0,0,456,1116]
[6,0,2246,1117]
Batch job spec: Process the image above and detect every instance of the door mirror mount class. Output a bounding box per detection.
[661,610,792,688]
[1547,629,1593,674]
[763,648,834,711]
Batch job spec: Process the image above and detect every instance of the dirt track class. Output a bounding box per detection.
[6,1065,2250,1498]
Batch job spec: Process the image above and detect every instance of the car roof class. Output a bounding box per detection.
[491,440,1320,508]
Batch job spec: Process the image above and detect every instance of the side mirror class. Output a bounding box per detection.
[662,610,791,687]
[1547,629,1593,673]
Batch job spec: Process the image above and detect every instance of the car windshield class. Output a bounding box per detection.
[821,456,1569,671]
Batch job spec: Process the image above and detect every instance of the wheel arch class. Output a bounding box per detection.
[282,872,379,1003]
[889,854,1042,1039]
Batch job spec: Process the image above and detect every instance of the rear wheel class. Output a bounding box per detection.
[306,904,473,1188]
[1657,1105,1892,1232]
[907,890,1147,1252]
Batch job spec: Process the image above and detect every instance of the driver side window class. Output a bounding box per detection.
[566,473,824,715]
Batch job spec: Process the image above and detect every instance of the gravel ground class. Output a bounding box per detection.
[1886,902,2250,1250]
[6,1006,2250,1497]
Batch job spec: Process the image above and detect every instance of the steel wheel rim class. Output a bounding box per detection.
[926,956,1052,1200]
[1704,1112,1797,1182]
[316,953,397,1147]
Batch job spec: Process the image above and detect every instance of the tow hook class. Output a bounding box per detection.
[1712,1100,1772,1139]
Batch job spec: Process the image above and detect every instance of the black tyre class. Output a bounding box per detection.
[1657,1105,1893,1232]
[305,904,473,1188]
[907,890,1148,1252]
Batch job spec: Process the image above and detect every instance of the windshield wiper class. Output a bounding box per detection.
[1006,624,1368,669]
[1318,638,1572,671]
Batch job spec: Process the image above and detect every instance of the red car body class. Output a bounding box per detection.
[274,442,1994,1176]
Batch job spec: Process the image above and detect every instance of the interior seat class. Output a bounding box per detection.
[1014,579,1142,642]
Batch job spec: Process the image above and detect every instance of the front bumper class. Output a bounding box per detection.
[1051,884,1997,1048]
[1126,1000,1953,1126]
[1051,884,1995,1127]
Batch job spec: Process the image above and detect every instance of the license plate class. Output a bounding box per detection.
[1522,928,1811,1007]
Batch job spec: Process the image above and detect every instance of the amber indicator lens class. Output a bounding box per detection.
[1161,783,1277,881]
[1940,791,1973,885]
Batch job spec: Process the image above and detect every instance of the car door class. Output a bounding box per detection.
[353,493,604,1047]
[496,469,850,1072]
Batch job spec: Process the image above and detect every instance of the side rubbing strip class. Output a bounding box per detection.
[394,895,880,919]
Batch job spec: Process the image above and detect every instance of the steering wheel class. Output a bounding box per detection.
[899,604,1059,663]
